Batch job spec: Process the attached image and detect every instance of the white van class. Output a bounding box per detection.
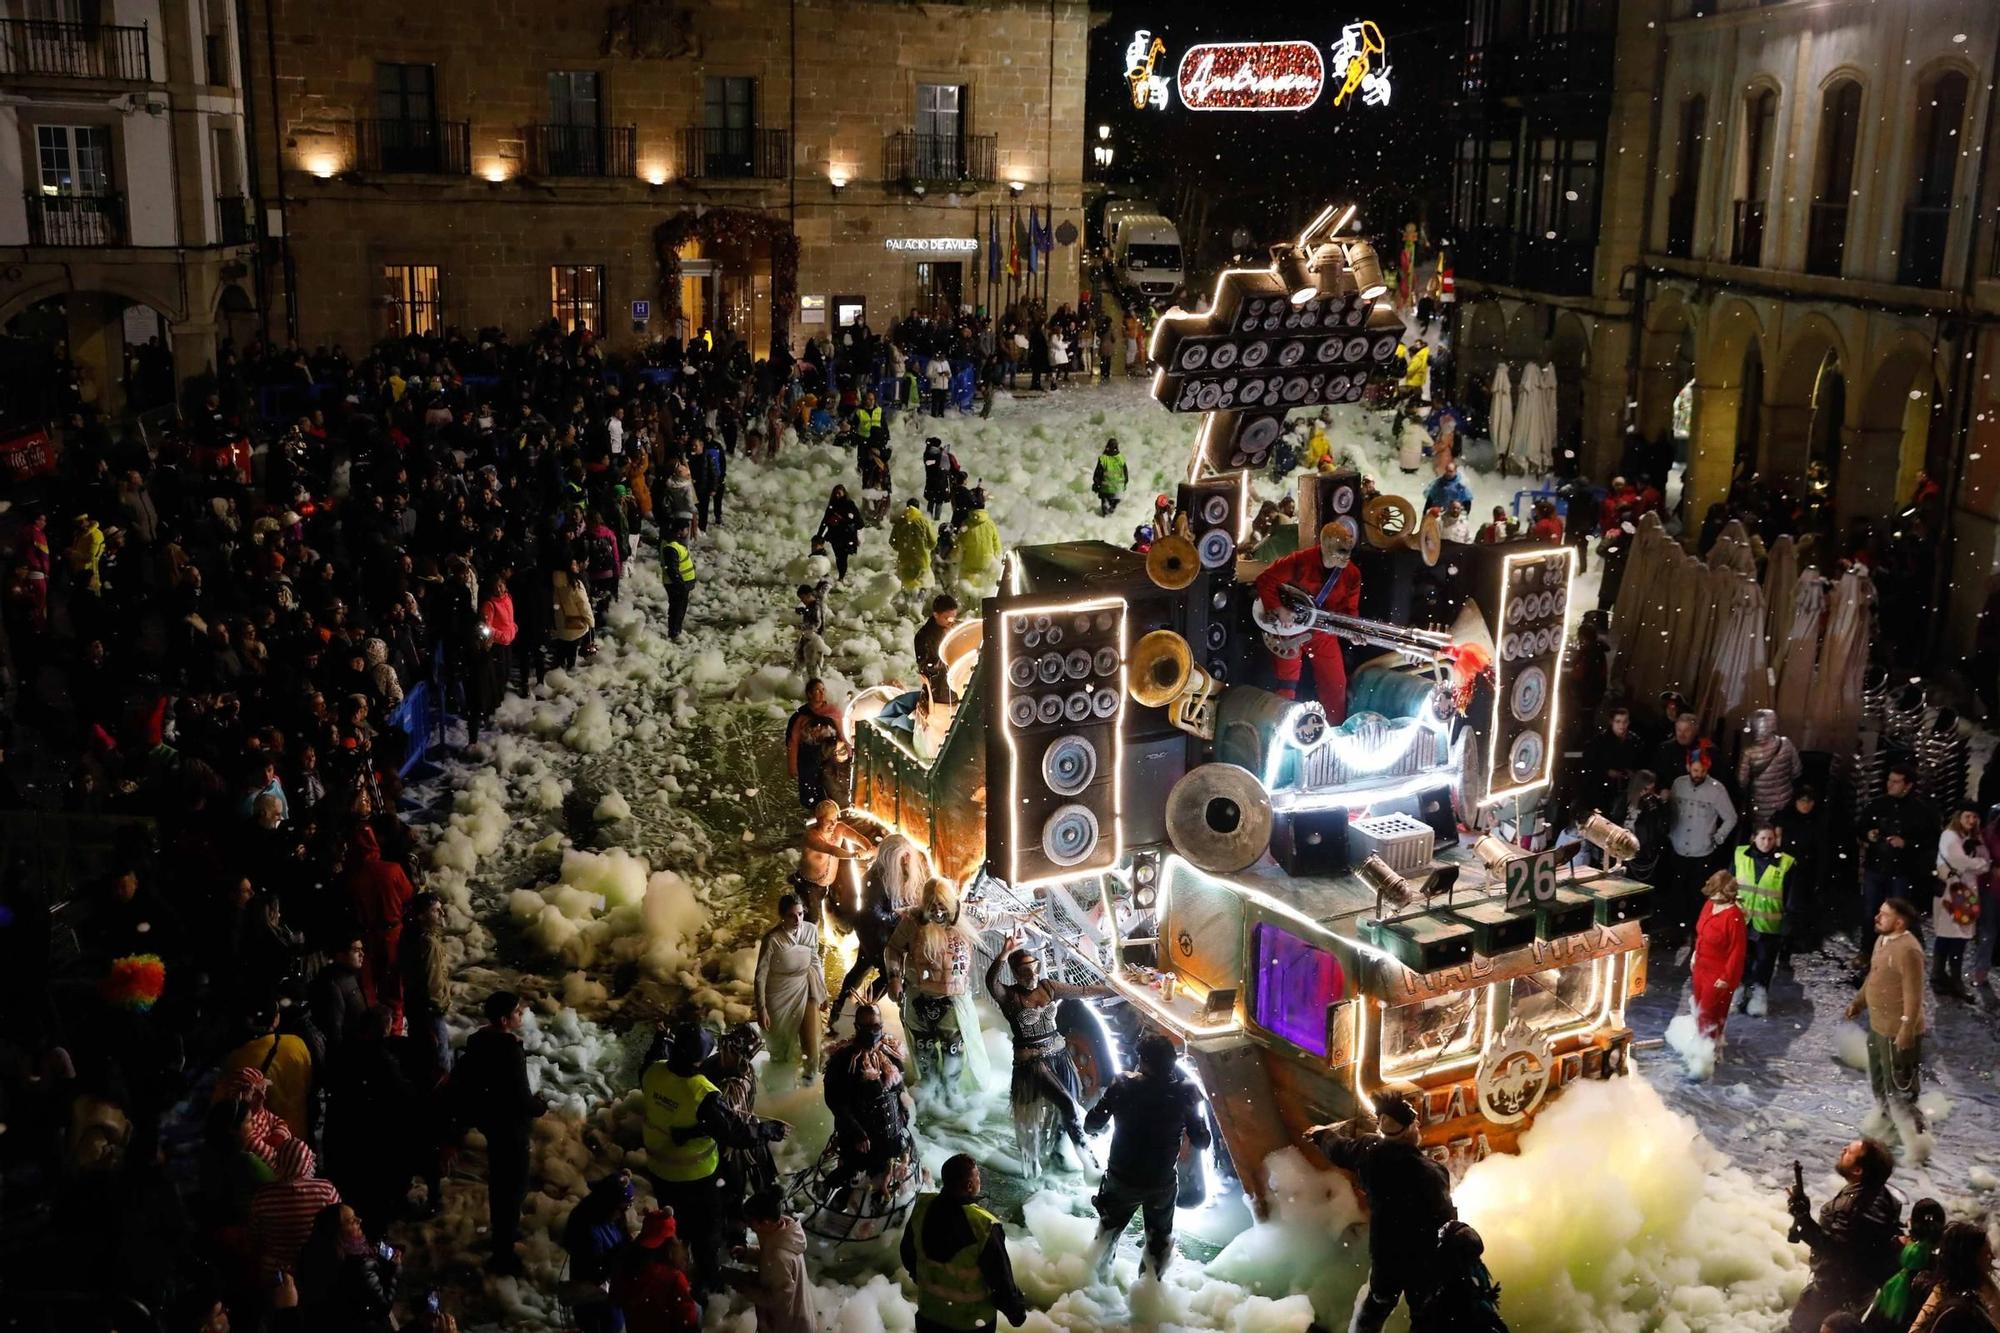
[1101,200,1185,300]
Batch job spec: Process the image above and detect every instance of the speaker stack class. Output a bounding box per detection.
[989,602,1129,885]
[1297,468,1362,543]
[1486,547,1575,804]
[1174,477,1249,687]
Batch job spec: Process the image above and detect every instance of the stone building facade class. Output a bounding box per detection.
[0,0,260,415]
[242,0,1089,356]
[1633,0,2000,642]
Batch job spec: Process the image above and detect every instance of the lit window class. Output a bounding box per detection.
[382,264,441,336]
[1250,922,1346,1057]
[551,264,605,334]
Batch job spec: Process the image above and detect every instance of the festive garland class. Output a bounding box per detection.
[653,209,801,355]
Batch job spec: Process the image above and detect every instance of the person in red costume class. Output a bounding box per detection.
[1691,869,1748,1048]
[1254,521,1361,720]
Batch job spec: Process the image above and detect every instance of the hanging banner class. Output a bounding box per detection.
[1177,41,1325,112]
[0,429,56,485]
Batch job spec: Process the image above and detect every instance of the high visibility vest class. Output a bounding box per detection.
[907,1195,999,1331]
[1733,846,1793,936]
[640,1066,719,1181]
[664,541,696,585]
[1097,452,1128,494]
[855,406,884,437]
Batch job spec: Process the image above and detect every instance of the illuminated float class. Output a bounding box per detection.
[844,205,1649,1198]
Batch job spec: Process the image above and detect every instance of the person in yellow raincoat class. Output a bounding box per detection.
[955,506,1003,587]
[889,500,937,608]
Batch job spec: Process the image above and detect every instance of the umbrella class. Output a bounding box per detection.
[1771,568,1827,732]
[1508,362,1542,472]
[1531,359,1559,474]
[1763,535,1798,650]
[1802,566,1874,755]
[1698,572,1769,732]
[1489,362,1515,464]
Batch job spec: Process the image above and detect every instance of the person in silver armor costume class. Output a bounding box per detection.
[985,932,1112,1176]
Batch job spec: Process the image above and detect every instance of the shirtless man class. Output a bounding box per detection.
[795,799,866,926]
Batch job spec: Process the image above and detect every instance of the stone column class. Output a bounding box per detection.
[1761,399,1813,478]
[1836,424,1901,524]
[66,291,125,418]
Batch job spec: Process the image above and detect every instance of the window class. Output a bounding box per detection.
[1911,71,1967,208]
[551,264,604,334]
[548,71,600,128]
[1743,88,1777,202]
[1665,96,1703,256]
[701,76,756,175]
[1527,136,1597,243]
[383,264,442,336]
[1452,135,1516,233]
[1249,923,1346,1057]
[36,124,112,195]
[916,83,966,177]
[376,63,436,125]
[1507,960,1608,1035]
[1808,79,1862,275]
[1380,987,1488,1078]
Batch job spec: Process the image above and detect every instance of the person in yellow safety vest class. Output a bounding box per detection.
[662,518,696,641]
[1733,821,1794,1018]
[641,1023,790,1295]
[853,390,885,443]
[900,1154,1029,1333]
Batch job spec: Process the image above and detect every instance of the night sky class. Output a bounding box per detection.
[1086,3,1458,271]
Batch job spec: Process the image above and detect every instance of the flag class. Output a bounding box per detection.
[1026,204,1038,276]
[1008,204,1021,279]
[988,204,1000,285]
[1035,206,1054,256]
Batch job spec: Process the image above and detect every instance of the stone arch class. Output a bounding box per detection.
[1768,312,1848,493]
[1682,296,1765,517]
[1637,287,1699,445]
[1457,298,1507,397]
[0,271,189,329]
[1549,310,1591,457]
[1502,302,1545,364]
[1855,329,1949,520]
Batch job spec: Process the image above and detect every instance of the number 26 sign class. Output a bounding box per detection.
[1504,850,1559,912]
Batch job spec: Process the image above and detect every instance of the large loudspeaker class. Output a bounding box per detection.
[1160,859,1247,995]
[1298,468,1362,542]
[1178,475,1245,572]
[988,600,1130,885]
[1274,807,1351,877]
[1483,546,1576,805]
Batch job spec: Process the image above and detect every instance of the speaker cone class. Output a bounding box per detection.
[1197,528,1236,570]
[1042,803,1102,868]
[1041,735,1099,796]
[1165,763,1274,875]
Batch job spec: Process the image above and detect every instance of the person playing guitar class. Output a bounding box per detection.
[1253,520,1361,720]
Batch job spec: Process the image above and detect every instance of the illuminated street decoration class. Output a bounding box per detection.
[1481,546,1575,805]
[1330,20,1392,108]
[1176,41,1326,113]
[1124,30,1170,110]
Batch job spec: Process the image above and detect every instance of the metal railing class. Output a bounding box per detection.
[0,17,150,80]
[677,126,788,180]
[1805,200,1848,277]
[218,193,253,244]
[355,117,470,175]
[1664,192,1696,259]
[1896,202,1949,288]
[1730,199,1765,267]
[887,131,997,185]
[24,191,124,246]
[521,123,636,178]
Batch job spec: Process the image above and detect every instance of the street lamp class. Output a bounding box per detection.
[1097,124,1111,141]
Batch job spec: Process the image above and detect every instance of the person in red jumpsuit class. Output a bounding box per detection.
[1691,869,1748,1047]
[1254,521,1361,721]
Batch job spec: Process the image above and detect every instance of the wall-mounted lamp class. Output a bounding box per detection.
[480,162,511,185]
[829,173,847,194]
[1097,123,1111,141]
[1008,179,1026,196]
[911,180,927,196]
[306,154,339,180]
[641,164,668,186]
[1092,145,1114,169]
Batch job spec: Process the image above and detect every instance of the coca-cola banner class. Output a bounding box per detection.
[0,430,56,485]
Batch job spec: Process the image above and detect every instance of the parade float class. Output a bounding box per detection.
[844,207,1651,1201]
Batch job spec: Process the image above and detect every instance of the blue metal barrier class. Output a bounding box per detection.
[951,364,976,411]
[386,680,443,777]
[638,367,676,387]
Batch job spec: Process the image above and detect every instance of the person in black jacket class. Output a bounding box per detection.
[294,1202,397,1333]
[1577,706,1648,826]
[1776,785,1827,956]
[449,990,546,1275]
[815,485,862,580]
[324,1005,418,1239]
[1787,1137,1904,1332]
[912,594,959,707]
[1084,1033,1210,1278]
[1857,765,1941,964]
[1309,1094,1458,1333]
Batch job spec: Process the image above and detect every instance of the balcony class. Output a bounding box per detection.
[521,124,636,179]
[886,131,997,187]
[1454,225,1593,298]
[218,194,254,244]
[0,18,150,81]
[1805,200,1848,277]
[1664,192,1696,259]
[1896,202,1949,289]
[1730,200,1765,267]
[25,192,124,246]
[677,126,788,180]
[355,118,470,176]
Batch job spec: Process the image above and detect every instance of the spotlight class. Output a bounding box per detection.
[1273,243,1314,305]
[1306,241,1355,299]
[1342,240,1388,301]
